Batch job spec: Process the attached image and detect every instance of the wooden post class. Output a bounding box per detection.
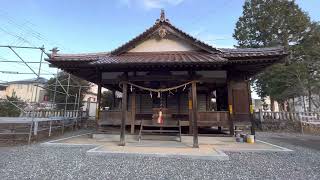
[246,80,255,135]
[227,81,234,135]
[120,82,127,146]
[96,83,102,128]
[131,92,136,134]
[206,92,210,111]
[188,87,193,134]
[112,90,116,109]
[259,109,264,122]
[192,81,199,148]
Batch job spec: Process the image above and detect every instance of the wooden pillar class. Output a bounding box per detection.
[120,82,127,146]
[188,88,193,134]
[192,81,199,148]
[112,90,116,109]
[96,83,102,127]
[206,92,210,111]
[246,80,255,135]
[227,81,234,136]
[131,92,136,134]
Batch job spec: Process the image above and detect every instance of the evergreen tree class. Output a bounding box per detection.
[0,96,26,117]
[234,0,316,111]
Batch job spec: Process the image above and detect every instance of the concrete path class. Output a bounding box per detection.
[42,133,292,160]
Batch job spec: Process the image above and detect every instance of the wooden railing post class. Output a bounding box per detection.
[259,109,263,122]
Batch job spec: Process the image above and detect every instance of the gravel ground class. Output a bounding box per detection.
[0,131,319,180]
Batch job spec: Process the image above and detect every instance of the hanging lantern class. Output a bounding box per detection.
[157,92,160,98]
[150,91,152,98]
[130,85,133,92]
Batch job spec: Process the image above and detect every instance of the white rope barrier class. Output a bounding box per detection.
[119,80,197,93]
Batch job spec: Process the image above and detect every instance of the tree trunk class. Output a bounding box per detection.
[308,88,312,112]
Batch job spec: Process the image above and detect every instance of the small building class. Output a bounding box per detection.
[47,11,287,146]
[4,77,48,103]
[0,83,7,98]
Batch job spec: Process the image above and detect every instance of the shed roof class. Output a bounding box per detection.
[7,77,48,85]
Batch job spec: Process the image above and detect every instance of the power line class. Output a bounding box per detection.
[0,70,55,75]
[0,27,33,46]
[0,10,75,53]
[0,60,49,64]
[0,45,44,50]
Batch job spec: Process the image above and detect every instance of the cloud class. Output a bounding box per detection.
[119,0,185,10]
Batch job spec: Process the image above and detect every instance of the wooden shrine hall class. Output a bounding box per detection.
[47,10,287,147]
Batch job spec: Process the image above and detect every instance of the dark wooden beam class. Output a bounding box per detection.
[192,81,199,148]
[112,90,116,109]
[227,80,234,136]
[131,92,136,134]
[120,82,128,146]
[246,81,255,135]
[96,72,102,128]
[188,87,192,134]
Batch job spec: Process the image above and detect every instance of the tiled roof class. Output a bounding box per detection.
[46,11,287,67]
[52,52,110,61]
[91,51,228,65]
[219,47,287,58]
[48,46,286,66]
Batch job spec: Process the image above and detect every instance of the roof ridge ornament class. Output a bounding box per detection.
[50,47,59,58]
[160,9,165,22]
[157,9,169,23]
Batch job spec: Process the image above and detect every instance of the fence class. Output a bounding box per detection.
[1,110,89,144]
[254,110,320,134]
[254,110,320,123]
[21,110,88,118]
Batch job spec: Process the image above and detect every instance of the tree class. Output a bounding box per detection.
[101,90,115,109]
[46,72,90,110]
[0,96,26,117]
[233,0,313,110]
[293,22,320,110]
[234,0,310,48]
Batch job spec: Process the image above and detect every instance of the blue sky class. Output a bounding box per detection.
[0,0,319,84]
